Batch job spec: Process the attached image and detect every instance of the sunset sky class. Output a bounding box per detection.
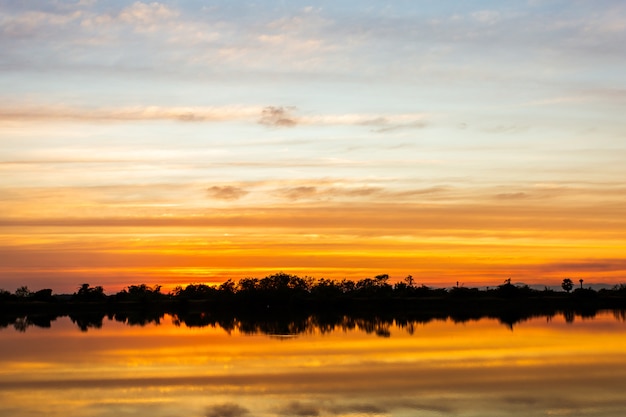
[1,1,625,293]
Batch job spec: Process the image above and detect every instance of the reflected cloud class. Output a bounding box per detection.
[206,403,250,417]
[391,398,455,414]
[275,401,320,416]
[326,402,387,415]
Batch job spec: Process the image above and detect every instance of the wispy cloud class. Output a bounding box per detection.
[301,113,429,129]
[369,120,427,133]
[207,186,249,201]
[255,109,429,131]
[539,260,626,274]
[272,182,450,202]
[274,185,385,201]
[3,200,625,237]
[117,2,179,27]
[0,103,429,131]
[494,192,529,200]
[0,104,262,123]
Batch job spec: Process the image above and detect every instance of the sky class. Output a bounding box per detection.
[1,0,625,293]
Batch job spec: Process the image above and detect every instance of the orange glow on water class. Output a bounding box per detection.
[1,313,626,417]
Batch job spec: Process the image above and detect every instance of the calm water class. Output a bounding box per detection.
[2,311,626,417]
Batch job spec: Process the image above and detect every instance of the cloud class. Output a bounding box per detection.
[276,400,430,417]
[0,2,178,43]
[258,106,298,127]
[370,121,427,133]
[0,103,429,132]
[300,113,429,129]
[342,187,381,197]
[276,401,320,416]
[392,186,449,198]
[360,117,428,133]
[326,403,387,414]
[495,192,529,200]
[205,403,249,417]
[480,125,528,134]
[274,184,451,202]
[502,396,539,406]
[207,186,249,201]
[0,9,83,39]
[118,2,179,26]
[3,177,626,240]
[0,104,263,123]
[526,88,626,108]
[391,398,455,414]
[276,186,318,200]
[275,186,382,201]
[539,260,626,273]
[471,10,502,25]
[3,1,625,81]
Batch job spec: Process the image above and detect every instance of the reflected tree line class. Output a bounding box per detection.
[2,273,626,334]
[2,307,626,335]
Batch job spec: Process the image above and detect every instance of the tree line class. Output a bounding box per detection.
[2,273,625,306]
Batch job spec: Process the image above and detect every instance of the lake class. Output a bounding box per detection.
[1,311,626,417]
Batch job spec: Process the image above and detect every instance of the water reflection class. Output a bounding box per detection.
[1,312,626,417]
[2,307,623,335]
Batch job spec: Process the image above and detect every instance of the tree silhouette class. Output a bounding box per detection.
[561,278,574,293]
[32,288,53,302]
[218,279,236,294]
[15,286,32,298]
[116,284,164,302]
[74,283,105,301]
[0,289,12,301]
[404,275,414,287]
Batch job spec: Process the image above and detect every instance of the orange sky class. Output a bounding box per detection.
[2,197,625,292]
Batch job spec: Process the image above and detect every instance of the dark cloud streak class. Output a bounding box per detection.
[207,185,249,201]
[258,106,298,127]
